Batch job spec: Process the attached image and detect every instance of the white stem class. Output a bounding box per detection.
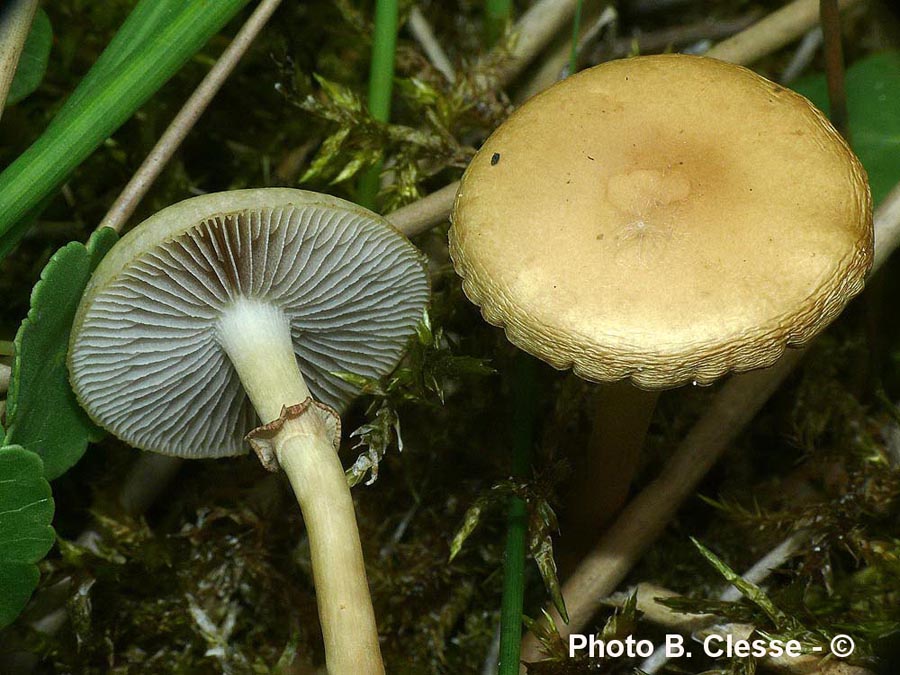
[274,417,384,674]
[217,298,311,424]
[217,298,384,674]
[779,27,823,84]
[719,529,807,602]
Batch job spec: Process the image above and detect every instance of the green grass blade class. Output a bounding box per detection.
[0,0,251,258]
[358,0,399,209]
[568,0,584,75]
[485,0,512,47]
[57,2,182,117]
[498,355,538,675]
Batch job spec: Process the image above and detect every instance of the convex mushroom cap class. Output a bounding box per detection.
[69,188,429,458]
[450,54,873,388]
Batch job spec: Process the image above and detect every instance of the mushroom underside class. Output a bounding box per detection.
[70,204,429,458]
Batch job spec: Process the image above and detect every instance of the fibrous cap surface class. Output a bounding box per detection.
[69,188,429,458]
[450,54,873,388]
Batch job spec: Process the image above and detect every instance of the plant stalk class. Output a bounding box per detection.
[819,0,850,141]
[485,0,513,47]
[408,7,455,82]
[705,0,859,65]
[359,0,399,209]
[490,0,579,88]
[498,355,538,675]
[0,362,10,395]
[99,0,284,234]
[567,0,584,75]
[0,0,40,120]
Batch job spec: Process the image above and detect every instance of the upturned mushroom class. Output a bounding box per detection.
[68,188,430,674]
[449,55,872,551]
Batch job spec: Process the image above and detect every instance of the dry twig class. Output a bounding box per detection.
[705,0,859,64]
[98,0,284,234]
[491,0,581,88]
[408,6,455,83]
[0,0,40,121]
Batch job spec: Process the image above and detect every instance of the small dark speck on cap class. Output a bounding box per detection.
[587,155,595,161]
[491,153,501,166]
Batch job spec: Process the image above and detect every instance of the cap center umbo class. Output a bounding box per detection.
[607,168,690,264]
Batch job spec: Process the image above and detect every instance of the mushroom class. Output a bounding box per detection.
[449,55,872,553]
[68,188,430,674]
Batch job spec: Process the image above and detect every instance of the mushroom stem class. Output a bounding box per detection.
[565,383,659,555]
[217,299,312,422]
[217,298,384,674]
[274,417,384,674]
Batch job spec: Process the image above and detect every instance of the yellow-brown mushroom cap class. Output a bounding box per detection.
[449,54,873,388]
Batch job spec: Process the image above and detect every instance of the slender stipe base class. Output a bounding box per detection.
[218,298,384,674]
[273,413,384,674]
